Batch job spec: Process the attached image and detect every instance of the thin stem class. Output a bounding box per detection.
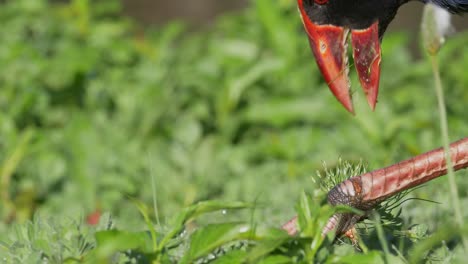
[429,55,466,248]
[372,212,390,264]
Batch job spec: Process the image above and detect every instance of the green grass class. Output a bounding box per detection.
[0,0,467,263]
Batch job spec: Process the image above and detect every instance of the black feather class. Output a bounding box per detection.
[428,0,468,13]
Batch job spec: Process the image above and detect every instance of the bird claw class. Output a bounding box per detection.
[344,227,360,247]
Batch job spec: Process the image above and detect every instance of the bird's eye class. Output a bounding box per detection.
[314,0,328,4]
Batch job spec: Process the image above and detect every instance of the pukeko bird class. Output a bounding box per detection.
[298,0,468,113]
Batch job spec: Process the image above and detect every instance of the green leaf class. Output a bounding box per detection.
[245,228,290,262]
[128,196,158,251]
[180,222,252,264]
[257,255,292,264]
[326,251,384,264]
[407,224,428,242]
[94,230,153,259]
[211,250,248,264]
[158,201,252,250]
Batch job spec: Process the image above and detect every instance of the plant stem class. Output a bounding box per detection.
[429,55,466,248]
[372,212,390,264]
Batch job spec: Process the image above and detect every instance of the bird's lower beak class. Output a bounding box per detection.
[300,16,381,113]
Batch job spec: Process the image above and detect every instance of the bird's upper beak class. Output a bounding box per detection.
[298,3,381,114]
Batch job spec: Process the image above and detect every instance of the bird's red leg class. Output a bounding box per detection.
[282,137,468,238]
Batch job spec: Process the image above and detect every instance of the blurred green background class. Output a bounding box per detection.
[125,0,468,55]
[124,0,468,28]
[0,0,467,261]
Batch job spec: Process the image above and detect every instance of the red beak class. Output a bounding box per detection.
[298,1,381,114]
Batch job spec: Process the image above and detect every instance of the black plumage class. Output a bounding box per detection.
[428,0,468,13]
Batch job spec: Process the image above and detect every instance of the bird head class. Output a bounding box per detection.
[299,0,468,113]
[298,0,410,113]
